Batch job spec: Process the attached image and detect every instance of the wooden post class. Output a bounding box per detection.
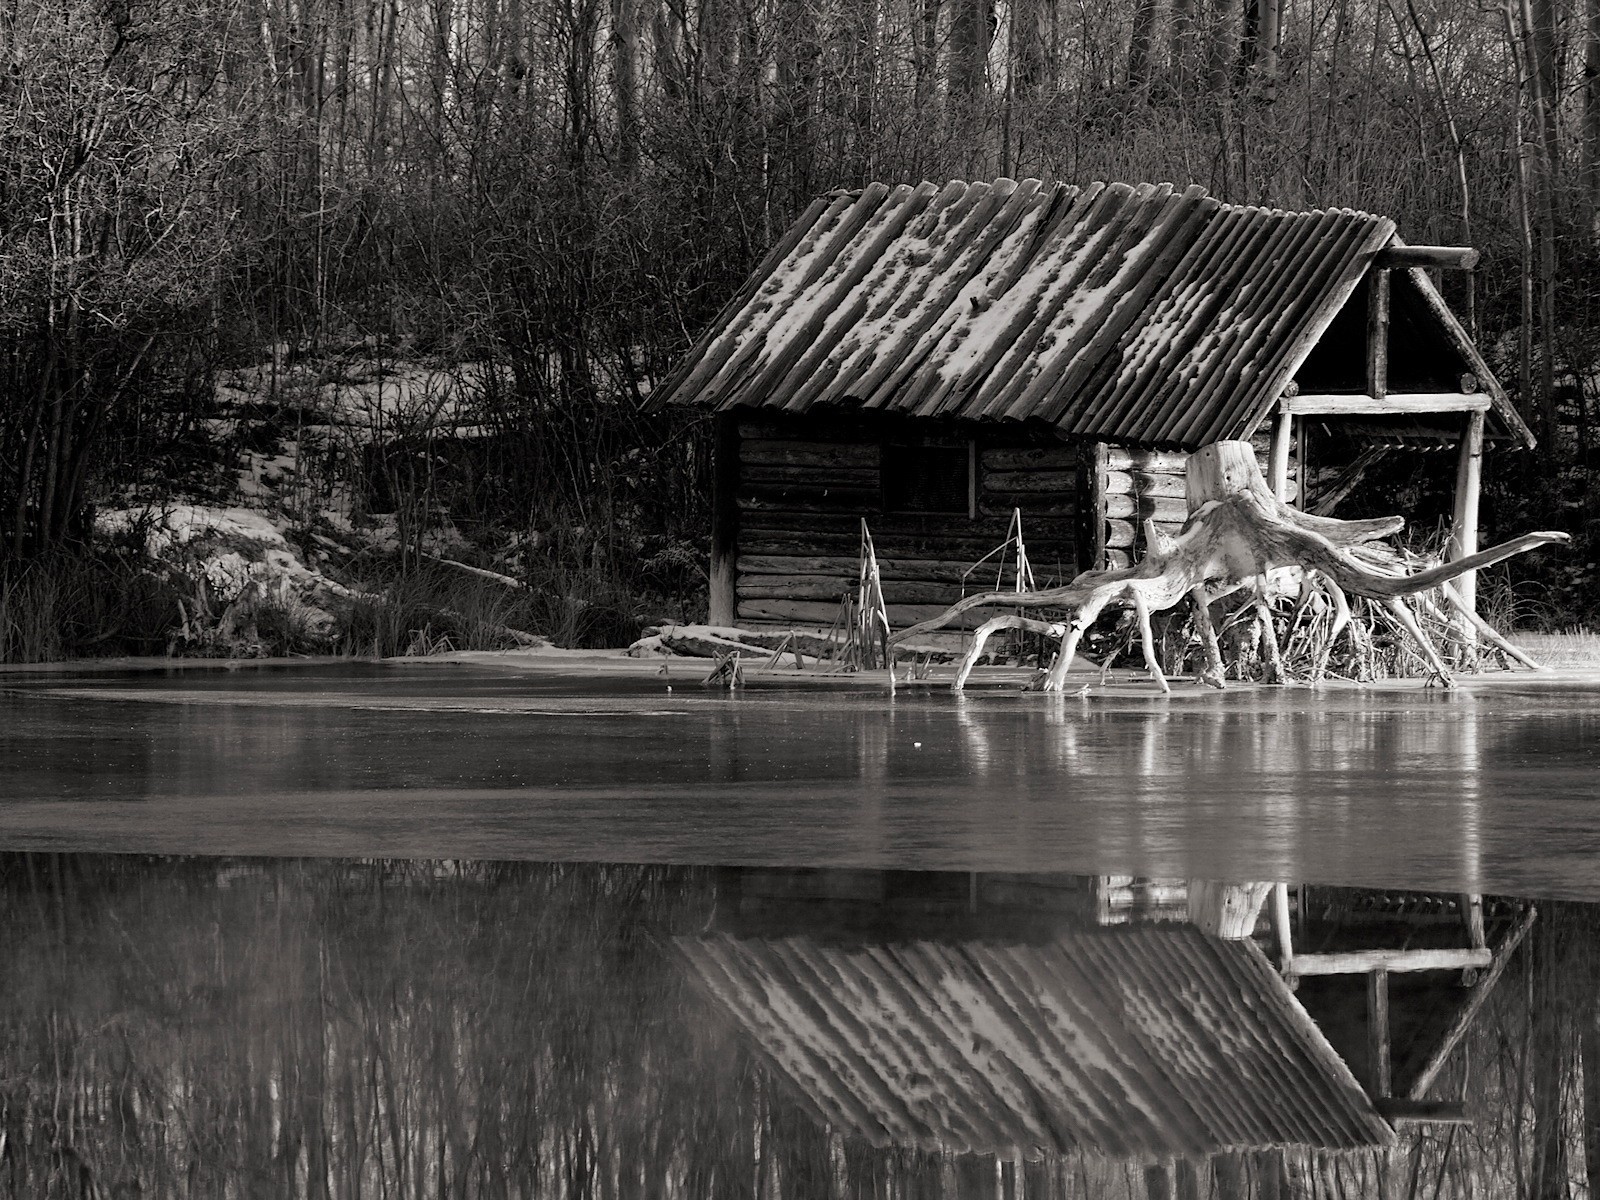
[1450,410,1486,617]
[1369,969,1392,1098]
[1273,883,1294,978]
[1080,442,1109,570]
[1366,267,1391,399]
[1269,410,1293,502]
[708,413,740,627]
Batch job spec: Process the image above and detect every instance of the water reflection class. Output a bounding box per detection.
[0,854,1591,1198]
[7,667,1598,895]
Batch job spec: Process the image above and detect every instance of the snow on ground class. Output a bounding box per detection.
[96,504,355,644]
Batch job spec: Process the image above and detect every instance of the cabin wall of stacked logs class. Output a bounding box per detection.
[1100,431,1297,568]
[728,417,1300,630]
[731,417,1085,630]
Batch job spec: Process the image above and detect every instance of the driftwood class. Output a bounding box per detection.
[892,441,1568,691]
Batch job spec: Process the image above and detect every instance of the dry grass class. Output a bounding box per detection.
[1507,630,1600,671]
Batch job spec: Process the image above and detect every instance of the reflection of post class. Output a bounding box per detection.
[1188,881,1272,938]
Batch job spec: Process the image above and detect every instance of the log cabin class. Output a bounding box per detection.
[651,180,1535,634]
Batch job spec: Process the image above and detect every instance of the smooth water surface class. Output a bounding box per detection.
[5,661,1600,896]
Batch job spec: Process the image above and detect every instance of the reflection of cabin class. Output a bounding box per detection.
[686,869,1533,1197]
[652,180,1535,633]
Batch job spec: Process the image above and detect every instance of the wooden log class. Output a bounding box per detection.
[981,469,1081,492]
[980,445,1079,471]
[1408,905,1537,1099]
[740,463,879,487]
[739,440,879,468]
[1292,948,1493,975]
[1273,883,1294,976]
[1102,469,1136,494]
[738,577,963,605]
[1130,472,1190,499]
[1084,442,1109,571]
[709,413,739,626]
[736,490,883,514]
[1187,880,1272,939]
[1269,412,1293,502]
[979,495,1078,518]
[737,598,985,629]
[1450,410,1486,617]
[1283,393,1491,415]
[1369,969,1392,1098]
[1105,493,1190,522]
[1374,245,1481,270]
[1366,267,1391,399]
[738,554,1020,584]
[1104,446,1190,472]
[739,531,1078,563]
[1375,1100,1472,1126]
[1105,519,1136,549]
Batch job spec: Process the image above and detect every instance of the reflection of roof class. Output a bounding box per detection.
[653,180,1406,446]
[679,927,1395,1160]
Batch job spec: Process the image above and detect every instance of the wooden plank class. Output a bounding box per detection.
[1407,905,1538,1100]
[740,440,880,468]
[1283,393,1491,416]
[980,445,1079,471]
[1369,969,1392,1098]
[1375,1099,1472,1126]
[1374,245,1481,270]
[709,413,740,626]
[1450,410,1486,617]
[1366,267,1391,399]
[1292,948,1493,975]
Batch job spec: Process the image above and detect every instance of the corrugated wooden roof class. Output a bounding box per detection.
[654,179,1519,447]
[678,927,1395,1161]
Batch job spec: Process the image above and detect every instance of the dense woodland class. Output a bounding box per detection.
[5,0,1600,650]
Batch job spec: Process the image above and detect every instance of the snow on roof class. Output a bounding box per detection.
[653,179,1515,447]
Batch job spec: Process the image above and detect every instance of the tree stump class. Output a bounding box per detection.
[892,440,1567,692]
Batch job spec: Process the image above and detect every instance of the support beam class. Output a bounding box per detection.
[1366,268,1391,399]
[1409,905,1538,1099]
[1293,947,1493,975]
[1374,245,1481,270]
[1269,412,1293,503]
[1283,393,1491,416]
[1450,410,1486,618]
[1368,969,1392,1098]
[708,413,740,626]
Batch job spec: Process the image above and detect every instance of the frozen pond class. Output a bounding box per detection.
[5,660,1600,897]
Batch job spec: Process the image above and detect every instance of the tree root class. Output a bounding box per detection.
[893,442,1568,692]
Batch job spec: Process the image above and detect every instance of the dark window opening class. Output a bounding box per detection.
[882,442,971,515]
